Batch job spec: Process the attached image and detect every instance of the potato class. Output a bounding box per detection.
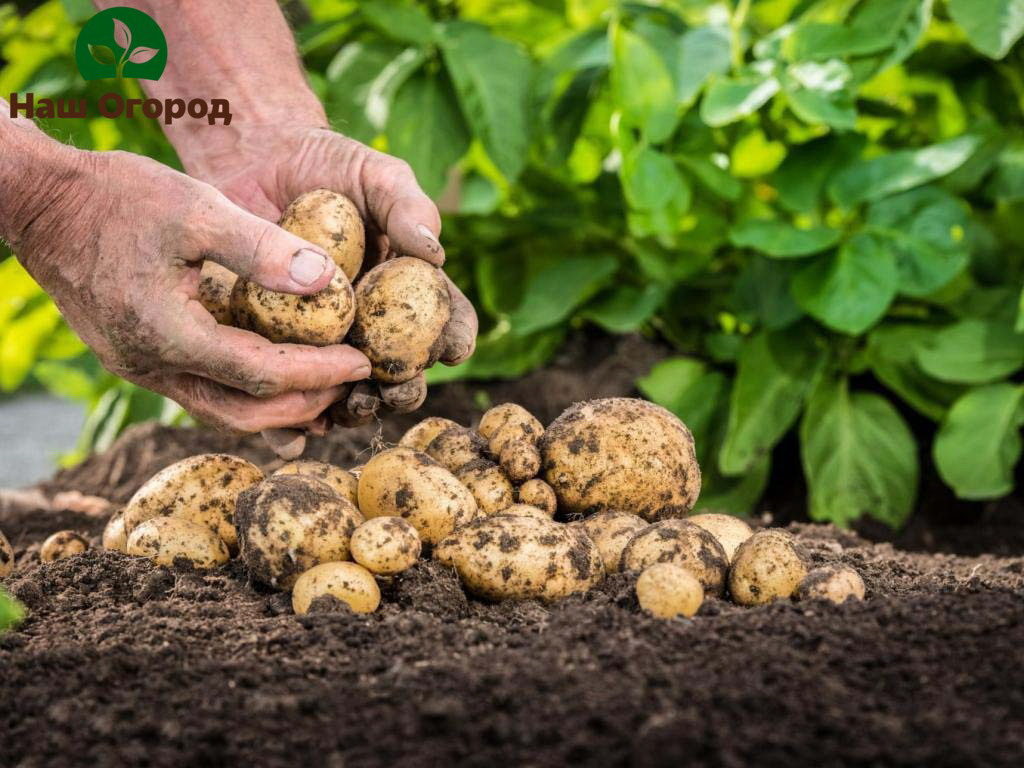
[729,530,808,606]
[636,563,704,619]
[517,478,557,515]
[0,529,14,578]
[479,403,544,483]
[102,510,128,552]
[435,514,603,601]
[581,511,647,574]
[274,460,358,506]
[398,417,461,452]
[796,565,865,604]
[357,447,477,545]
[492,503,554,522]
[40,531,89,562]
[687,513,753,563]
[292,561,380,615]
[231,269,355,346]
[540,398,701,521]
[426,427,488,474]
[236,475,365,589]
[197,261,237,325]
[349,257,451,383]
[497,442,542,484]
[279,189,365,280]
[123,454,264,552]
[126,517,230,569]
[620,520,728,597]
[350,517,421,575]
[455,459,515,516]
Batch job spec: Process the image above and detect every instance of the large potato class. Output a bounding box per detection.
[581,511,648,574]
[231,269,355,346]
[620,520,728,597]
[687,513,753,563]
[435,514,603,601]
[454,459,515,516]
[274,460,358,506]
[40,531,89,562]
[729,530,808,606]
[357,447,477,545]
[236,475,365,589]
[0,528,13,578]
[122,454,264,552]
[292,561,380,615]
[540,398,701,521]
[279,189,365,280]
[398,417,461,452]
[126,517,230,569]
[349,257,451,383]
[197,261,237,325]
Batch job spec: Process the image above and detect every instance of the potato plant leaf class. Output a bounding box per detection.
[915,318,1024,384]
[360,0,435,45]
[947,0,1024,59]
[728,219,840,258]
[700,71,780,127]
[611,25,678,143]
[866,324,964,421]
[0,588,24,633]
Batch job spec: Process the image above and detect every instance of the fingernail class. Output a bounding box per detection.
[354,363,372,378]
[417,224,440,244]
[290,248,329,286]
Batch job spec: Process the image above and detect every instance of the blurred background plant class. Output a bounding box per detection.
[1,0,1023,528]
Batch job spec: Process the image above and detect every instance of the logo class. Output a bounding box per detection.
[74,7,166,81]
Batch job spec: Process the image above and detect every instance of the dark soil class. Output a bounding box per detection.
[3,333,1024,767]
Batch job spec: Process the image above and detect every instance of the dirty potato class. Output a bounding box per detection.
[122,454,264,552]
[517,478,557,515]
[455,459,515,516]
[126,517,229,568]
[426,427,488,474]
[620,520,728,597]
[398,417,461,452]
[235,475,365,589]
[478,403,544,483]
[636,563,704,619]
[729,530,808,606]
[796,564,865,604]
[102,510,128,552]
[231,269,356,346]
[292,561,381,615]
[492,504,554,522]
[197,261,237,325]
[0,528,14,578]
[540,398,701,521]
[274,460,359,506]
[582,511,648,574]
[40,531,89,562]
[687,513,753,563]
[357,447,477,545]
[279,189,365,280]
[349,257,452,383]
[434,513,603,601]
[350,517,422,575]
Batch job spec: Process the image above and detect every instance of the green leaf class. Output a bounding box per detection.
[88,44,115,66]
[325,42,404,143]
[637,357,727,458]
[791,233,898,335]
[440,22,533,180]
[695,455,771,517]
[620,146,691,213]
[581,283,666,333]
[772,134,866,214]
[611,25,678,143]
[800,377,918,528]
[0,587,24,633]
[947,0,1024,59]
[675,25,732,107]
[360,0,435,45]
[866,324,964,420]
[719,326,826,475]
[0,302,62,391]
[729,219,840,258]
[730,128,787,178]
[33,360,95,401]
[425,326,565,383]
[733,257,804,330]
[364,47,427,131]
[915,318,1024,384]
[828,134,981,208]
[700,71,780,127]
[786,86,856,130]
[507,254,618,335]
[789,0,922,60]
[934,383,1024,499]
[987,140,1024,201]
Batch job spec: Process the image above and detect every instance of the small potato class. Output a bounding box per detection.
[236,475,365,589]
[620,520,728,597]
[232,269,356,346]
[398,417,461,452]
[197,261,238,325]
[492,504,553,522]
[435,514,603,601]
[349,257,452,383]
[426,427,488,474]
[40,531,89,563]
[357,447,477,545]
[292,561,381,615]
[498,442,542,484]
[796,565,865,604]
[636,563,704,619]
[350,517,421,575]
[455,459,515,516]
[582,511,648,574]
[123,454,264,552]
[279,189,365,280]
[479,404,544,483]
[729,530,808,606]
[102,510,128,552]
[274,460,359,506]
[127,518,229,569]
[518,478,557,515]
[1,529,14,578]
[687,513,753,563]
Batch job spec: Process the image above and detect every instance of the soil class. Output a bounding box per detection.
[2,333,1024,767]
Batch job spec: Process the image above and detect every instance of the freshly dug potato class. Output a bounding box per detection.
[102,510,128,552]
[636,563,704,619]
[236,475,364,589]
[126,517,230,569]
[197,261,237,325]
[349,257,451,383]
[478,403,544,483]
[435,514,603,601]
[40,531,89,562]
[426,427,488,474]
[279,189,365,280]
[687,513,753,563]
[292,561,380,615]
[0,529,14,578]
[492,504,554,522]
[517,478,557,515]
[231,269,355,346]
[455,459,515,516]
[620,520,728,597]
[357,447,477,545]
[350,517,421,575]
[796,565,865,604]
[274,460,358,506]
[582,511,648,574]
[122,454,264,552]
[729,530,808,606]
[398,417,461,452]
[540,398,701,521]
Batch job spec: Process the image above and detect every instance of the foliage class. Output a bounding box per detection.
[2,0,1024,526]
[0,587,24,632]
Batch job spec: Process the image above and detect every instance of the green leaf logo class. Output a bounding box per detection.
[74,7,168,82]
[88,43,115,66]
